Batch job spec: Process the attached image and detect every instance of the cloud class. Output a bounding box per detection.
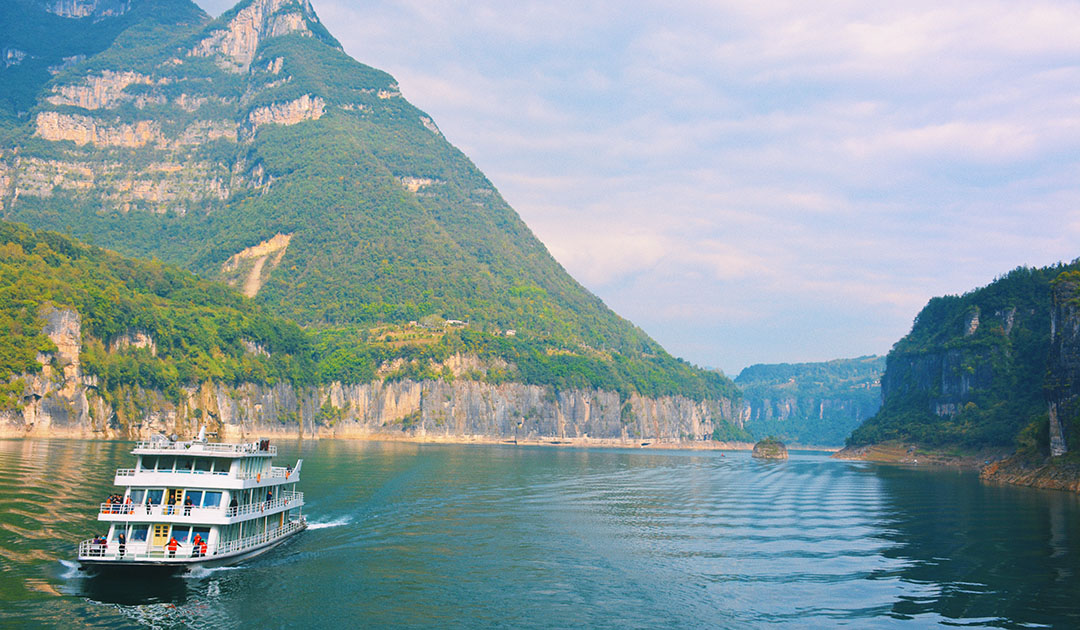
[194,0,1080,374]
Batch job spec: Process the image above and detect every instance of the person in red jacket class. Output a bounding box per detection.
[192,534,203,557]
[166,536,181,558]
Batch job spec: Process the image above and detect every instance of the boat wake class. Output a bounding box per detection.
[307,516,352,530]
[184,565,243,579]
[58,559,83,579]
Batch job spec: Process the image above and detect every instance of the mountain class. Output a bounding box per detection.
[735,356,884,446]
[0,0,744,439]
[0,0,661,356]
[846,264,1079,453]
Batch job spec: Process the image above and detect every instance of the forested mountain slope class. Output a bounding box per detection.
[1,0,662,357]
[735,356,884,446]
[847,265,1079,452]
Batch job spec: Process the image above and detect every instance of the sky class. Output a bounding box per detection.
[199,0,1080,376]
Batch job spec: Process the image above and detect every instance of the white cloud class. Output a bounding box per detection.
[195,0,1080,374]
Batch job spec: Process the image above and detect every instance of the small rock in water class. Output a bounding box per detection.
[752,437,788,460]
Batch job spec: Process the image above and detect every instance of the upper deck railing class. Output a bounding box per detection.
[97,491,303,520]
[132,440,276,456]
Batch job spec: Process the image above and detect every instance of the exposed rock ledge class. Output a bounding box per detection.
[47,71,154,110]
[246,95,325,134]
[981,456,1080,492]
[35,111,159,148]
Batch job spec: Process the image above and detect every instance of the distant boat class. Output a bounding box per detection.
[77,428,306,574]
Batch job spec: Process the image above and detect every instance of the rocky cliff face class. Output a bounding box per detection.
[734,356,884,445]
[739,396,877,426]
[880,307,1020,419]
[190,0,324,72]
[1047,276,1080,455]
[0,309,738,444]
[881,348,997,417]
[5,308,95,434]
[44,0,131,19]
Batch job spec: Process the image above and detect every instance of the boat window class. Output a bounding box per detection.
[140,456,156,471]
[130,525,149,542]
[147,489,164,504]
[175,458,193,473]
[129,489,146,504]
[203,491,222,508]
[185,490,203,506]
[157,457,175,472]
[194,458,213,473]
[172,526,191,543]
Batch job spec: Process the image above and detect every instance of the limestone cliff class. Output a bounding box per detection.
[246,94,324,134]
[190,0,326,72]
[0,308,740,444]
[1046,274,1080,455]
[44,0,131,19]
[735,356,883,446]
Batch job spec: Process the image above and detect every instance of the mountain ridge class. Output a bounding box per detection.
[1,0,741,417]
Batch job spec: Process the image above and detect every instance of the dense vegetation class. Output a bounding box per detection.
[0,221,315,409]
[848,265,1078,450]
[0,0,742,407]
[0,223,740,412]
[735,356,884,445]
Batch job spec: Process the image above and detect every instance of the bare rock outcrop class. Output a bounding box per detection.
[246,95,325,134]
[47,71,154,110]
[1,308,93,435]
[35,111,160,148]
[190,0,319,72]
[44,0,130,19]
[221,232,293,297]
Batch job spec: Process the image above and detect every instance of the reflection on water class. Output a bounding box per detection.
[870,465,1080,626]
[2,438,1079,628]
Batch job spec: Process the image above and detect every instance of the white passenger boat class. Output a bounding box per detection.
[77,428,306,573]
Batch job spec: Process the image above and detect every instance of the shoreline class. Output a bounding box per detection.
[0,427,840,452]
[832,442,1011,471]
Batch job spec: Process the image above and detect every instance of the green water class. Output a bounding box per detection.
[1,439,1078,628]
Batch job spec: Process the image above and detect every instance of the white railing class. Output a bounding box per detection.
[98,503,224,519]
[134,441,276,456]
[77,517,305,563]
[236,467,296,481]
[117,468,231,477]
[214,519,306,556]
[224,492,303,518]
[97,491,302,520]
[78,538,208,561]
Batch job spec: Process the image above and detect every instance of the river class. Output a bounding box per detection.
[1,439,1078,628]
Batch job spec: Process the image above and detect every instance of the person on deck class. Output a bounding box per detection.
[117,532,126,558]
[192,534,203,557]
[166,536,181,558]
[184,495,194,516]
[265,490,272,509]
